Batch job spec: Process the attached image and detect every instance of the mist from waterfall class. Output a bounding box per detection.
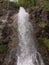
[16,7,45,65]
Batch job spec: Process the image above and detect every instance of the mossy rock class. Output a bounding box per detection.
[39,22,47,28]
[37,37,44,44]
[0,44,8,53]
[43,38,49,48]
[38,37,49,48]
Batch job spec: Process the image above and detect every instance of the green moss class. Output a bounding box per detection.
[43,38,49,48]
[18,0,34,8]
[38,37,44,44]
[18,0,25,5]
[38,37,49,48]
[39,22,47,28]
[12,2,19,8]
[0,44,8,53]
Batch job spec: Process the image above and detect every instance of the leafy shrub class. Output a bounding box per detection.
[4,0,35,8]
[39,0,49,11]
[18,0,34,7]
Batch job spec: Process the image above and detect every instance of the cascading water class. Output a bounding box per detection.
[16,7,45,65]
[10,0,18,2]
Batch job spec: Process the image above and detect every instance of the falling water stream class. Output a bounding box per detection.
[16,7,45,65]
[10,0,18,2]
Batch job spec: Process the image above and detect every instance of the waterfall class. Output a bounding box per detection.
[16,7,45,65]
[10,0,18,2]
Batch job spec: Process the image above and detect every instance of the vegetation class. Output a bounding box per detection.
[0,0,49,51]
[0,44,8,53]
[0,0,49,65]
[39,0,49,11]
[18,0,35,7]
[38,37,49,48]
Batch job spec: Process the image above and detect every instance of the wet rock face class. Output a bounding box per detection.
[29,6,49,65]
[0,1,18,64]
[0,13,18,65]
[47,11,49,21]
[0,20,7,65]
[0,1,49,65]
[38,44,49,65]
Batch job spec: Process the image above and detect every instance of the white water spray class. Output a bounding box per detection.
[10,0,18,2]
[16,7,45,65]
